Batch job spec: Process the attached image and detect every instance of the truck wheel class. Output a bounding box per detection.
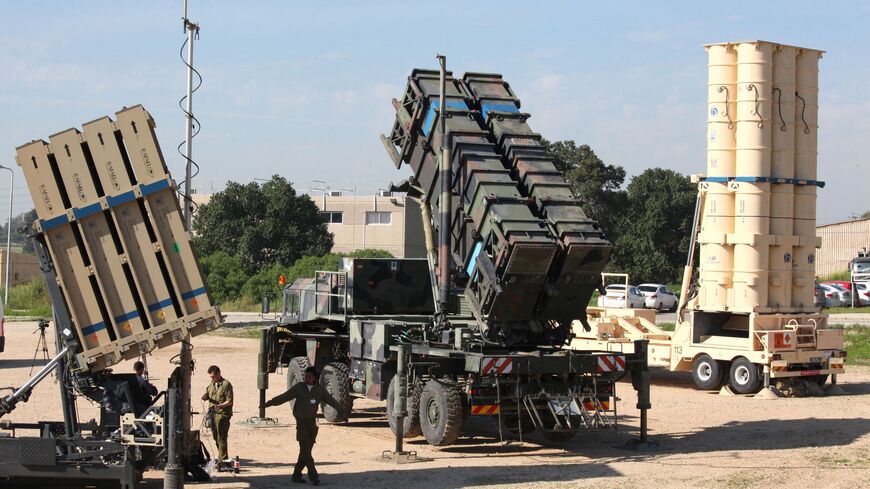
[418,379,464,446]
[729,357,761,394]
[813,374,829,386]
[691,354,724,390]
[386,377,422,437]
[321,362,352,422]
[286,356,311,409]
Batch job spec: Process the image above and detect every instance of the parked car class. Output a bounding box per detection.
[822,280,853,291]
[814,283,825,308]
[637,283,678,312]
[854,282,869,306]
[599,284,645,309]
[818,283,847,308]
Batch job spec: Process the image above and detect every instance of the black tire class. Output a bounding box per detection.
[286,356,310,410]
[418,379,464,446]
[655,301,664,312]
[729,357,761,394]
[321,362,352,422]
[669,301,678,312]
[691,354,724,390]
[810,374,829,386]
[386,376,422,438]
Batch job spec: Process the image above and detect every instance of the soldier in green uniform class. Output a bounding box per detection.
[264,366,344,485]
[202,365,233,462]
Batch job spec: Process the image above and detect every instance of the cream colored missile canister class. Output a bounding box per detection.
[707,44,737,178]
[768,45,798,307]
[698,40,823,313]
[792,49,822,307]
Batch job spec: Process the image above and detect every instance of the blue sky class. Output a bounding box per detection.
[1,1,867,224]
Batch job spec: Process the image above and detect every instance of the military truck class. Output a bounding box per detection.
[260,65,652,446]
[0,106,222,488]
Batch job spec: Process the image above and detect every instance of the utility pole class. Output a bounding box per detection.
[166,2,199,488]
[0,165,13,305]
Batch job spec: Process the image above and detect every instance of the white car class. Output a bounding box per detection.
[637,283,678,312]
[854,282,869,306]
[818,284,845,308]
[598,284,645,309]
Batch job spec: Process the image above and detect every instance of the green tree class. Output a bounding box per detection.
[0,209,39,254]
[192,176,333,273]
[542,140,627,238]
[861,210,870,219]
[609,168,696,284]
[200,252,249,303]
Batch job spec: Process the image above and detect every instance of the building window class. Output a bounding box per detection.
[320,211,343,224]
[366,211,392,225]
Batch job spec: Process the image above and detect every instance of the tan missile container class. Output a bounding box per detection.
[16,105,222,372]
[572,41,844,396]
[792,49,823,307]
[698,44,737,310]
[695,41,824,313]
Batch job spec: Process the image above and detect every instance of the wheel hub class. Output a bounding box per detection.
[698,362,712,381]
[735,365,750,385]
[426,398,440,427]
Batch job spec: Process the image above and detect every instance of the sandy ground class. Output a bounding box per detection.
[1,320,869,489]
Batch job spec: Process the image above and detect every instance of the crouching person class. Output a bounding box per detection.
[264,366,344,485]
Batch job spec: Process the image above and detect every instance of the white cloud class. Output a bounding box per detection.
[533,74,564,91]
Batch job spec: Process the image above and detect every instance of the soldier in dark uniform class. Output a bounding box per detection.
[202,365,234,462]
[134,360,158,403]
[264,366,343,485]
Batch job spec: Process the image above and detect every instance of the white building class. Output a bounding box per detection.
[314,192,425,258]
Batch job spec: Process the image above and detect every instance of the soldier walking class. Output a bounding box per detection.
[264,366,344,485]
[202,365,234,462]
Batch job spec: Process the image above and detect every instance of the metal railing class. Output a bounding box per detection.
[314,270,348,320]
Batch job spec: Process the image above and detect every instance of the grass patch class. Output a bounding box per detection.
[5,278,52,318]
[658,322,675,332]
[817,454,870,468]
[216,297,272,313]
[844,326,870,366]
[207,326,262,339]
[824,306,868,314]
[823,270,852,282]
[717,472,756,489]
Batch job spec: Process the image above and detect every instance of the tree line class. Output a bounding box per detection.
[545,140,696,284]
[4,158,861,308]
[190,145,698,303]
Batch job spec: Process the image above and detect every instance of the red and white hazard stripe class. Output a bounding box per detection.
[470,404,501,415]
[596,355,626,373]
[481,356,513,374]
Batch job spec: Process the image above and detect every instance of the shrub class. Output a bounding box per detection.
[200,252,250,303]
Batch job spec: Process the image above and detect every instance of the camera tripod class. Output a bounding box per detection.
[30,319,51,375]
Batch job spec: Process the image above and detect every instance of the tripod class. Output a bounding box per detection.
[30,319,51,375]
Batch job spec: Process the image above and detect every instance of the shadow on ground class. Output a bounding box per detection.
[138,460,623,489]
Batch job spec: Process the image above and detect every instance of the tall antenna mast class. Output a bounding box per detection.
[167,4,201,488]
[181,0,199,229]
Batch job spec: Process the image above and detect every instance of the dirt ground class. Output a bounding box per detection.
[2,320,869,489]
